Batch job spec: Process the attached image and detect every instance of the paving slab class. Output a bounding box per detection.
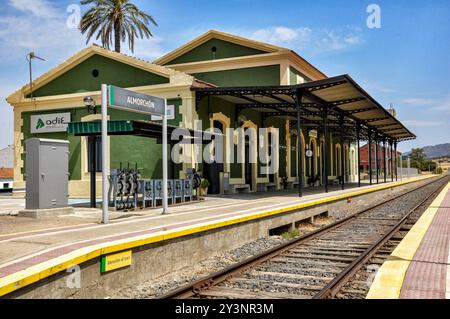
[367,178,450,299]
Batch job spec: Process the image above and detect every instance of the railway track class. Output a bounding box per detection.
[161,176,450,299]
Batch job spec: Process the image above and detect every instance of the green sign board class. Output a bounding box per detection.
[108,85,165,116]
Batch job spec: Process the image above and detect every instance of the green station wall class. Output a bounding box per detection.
[193,65,280,87]
[166,39,267,65]
[30,55,169,98]
[20,53,182,181]
[289,66,312,85]
[21,99,182,181]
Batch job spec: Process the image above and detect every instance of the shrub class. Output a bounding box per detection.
[200,178,210,188]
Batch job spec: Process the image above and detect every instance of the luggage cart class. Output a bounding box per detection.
[183,179,193,202]
[140,179,154,208]
[154,179,175,206]
[173,179,183,204]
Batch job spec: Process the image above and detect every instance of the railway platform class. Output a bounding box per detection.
[367,179,450,299]
[0,175,432,298]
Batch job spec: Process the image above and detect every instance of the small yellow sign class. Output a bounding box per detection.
[101,250,132,273]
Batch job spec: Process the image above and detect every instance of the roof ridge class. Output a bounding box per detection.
[6,44,192,103]
[154,29,289,65]
[95,45,191,78]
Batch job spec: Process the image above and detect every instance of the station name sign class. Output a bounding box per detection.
[108,85,165,116]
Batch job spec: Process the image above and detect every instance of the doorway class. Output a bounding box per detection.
[244,136,253,190]
[203,121,224,194]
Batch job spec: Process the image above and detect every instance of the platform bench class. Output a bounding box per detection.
[227,184,251,194]
[257,182,277,192]
[286,181,300,189]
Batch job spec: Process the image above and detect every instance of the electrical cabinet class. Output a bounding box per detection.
[25,138,70,209]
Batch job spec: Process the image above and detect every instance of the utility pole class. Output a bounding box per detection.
[26,52,45,100]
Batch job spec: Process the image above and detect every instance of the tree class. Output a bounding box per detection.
[79,0,157,53]
[409,148,427,171]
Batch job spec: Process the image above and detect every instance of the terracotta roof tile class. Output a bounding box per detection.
[0,168,13,179]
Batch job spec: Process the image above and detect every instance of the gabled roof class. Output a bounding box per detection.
[154,30,289,66]
[154,30,327,81]
[7,45,193,104]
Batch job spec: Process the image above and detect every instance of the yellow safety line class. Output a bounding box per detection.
[366,180,450,299]
[0,176,434,297]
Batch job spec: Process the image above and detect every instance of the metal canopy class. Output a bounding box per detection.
[67,120,219,144]
[192,74,415,142]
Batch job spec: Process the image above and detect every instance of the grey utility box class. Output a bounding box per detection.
[25,138,70,209]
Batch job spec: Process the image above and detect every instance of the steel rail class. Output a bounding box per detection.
[313,175,449,299]
[160,175,448,299]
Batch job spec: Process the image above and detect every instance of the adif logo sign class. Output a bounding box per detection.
[35,118,45,130]
[31,113,71,134]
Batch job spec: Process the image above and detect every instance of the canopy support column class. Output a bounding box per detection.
[340,113,345,190]
[375,134,379,184]
[356,124,361,187]
[295,91,304,197]
[383,139,387,183]
[323,106,329,193]
[390,140,394,182]
[394,141,398,181]
[368,130,373,185]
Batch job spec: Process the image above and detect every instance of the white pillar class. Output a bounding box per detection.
[101,84,109,224]
[162,100,168,215]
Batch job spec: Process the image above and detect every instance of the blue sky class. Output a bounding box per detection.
[0,0,449,152]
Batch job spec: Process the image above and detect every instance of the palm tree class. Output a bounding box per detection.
[79,0,157,53]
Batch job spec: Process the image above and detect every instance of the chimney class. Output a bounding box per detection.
[387,103,396,117]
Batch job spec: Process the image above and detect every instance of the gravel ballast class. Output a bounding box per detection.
[113,177,439,299]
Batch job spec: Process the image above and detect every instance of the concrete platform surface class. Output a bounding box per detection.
[0,175,432,297]
[367,179,450,299]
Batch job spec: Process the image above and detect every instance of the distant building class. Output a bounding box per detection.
[433,157,450,172]
[0,168,13,191]
[0,145,13,168]
[359,143,401,174]
[0,145,14,191]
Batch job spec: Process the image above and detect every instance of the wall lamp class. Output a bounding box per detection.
[83,96,96,114]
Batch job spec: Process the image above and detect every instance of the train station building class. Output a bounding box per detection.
[6,30,415,198]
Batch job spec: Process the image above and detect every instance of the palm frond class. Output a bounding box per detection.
[79,0,157,52]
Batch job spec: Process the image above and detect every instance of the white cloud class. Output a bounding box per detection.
[319,30,361,51]
[400,95,450,114]
[401,98,439,106]
[124,36,166,61]
[9,0,58,18]
[374,86,397,93]
[0,2,165,63]
[430,96,450,114]
[250,26,312,45]
[241,26,362,53]
[402,120,445,127]
[0,14,85,62]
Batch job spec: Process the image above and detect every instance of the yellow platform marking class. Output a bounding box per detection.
[0,176,435,297]
[366,180,450,299]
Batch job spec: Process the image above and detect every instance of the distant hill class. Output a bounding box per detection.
[405,143,450,159]
[423,143,450,158]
